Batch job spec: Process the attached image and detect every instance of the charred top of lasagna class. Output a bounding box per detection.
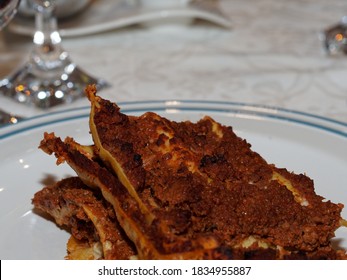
[34,85,346,260]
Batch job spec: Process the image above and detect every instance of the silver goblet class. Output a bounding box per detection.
[0,0,108,108]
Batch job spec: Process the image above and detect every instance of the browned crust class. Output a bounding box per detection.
[33,86,346,259]
[87,89,343,255]
[32,176,135,259]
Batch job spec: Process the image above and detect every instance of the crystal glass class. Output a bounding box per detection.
[321,16,347,56]
[0,0,20,29]
[0,0,21,124]
[0,0,108,108]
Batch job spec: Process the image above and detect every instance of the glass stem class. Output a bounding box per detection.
[30,0,70,74]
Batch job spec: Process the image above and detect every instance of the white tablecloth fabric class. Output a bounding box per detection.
[0,0,347,123]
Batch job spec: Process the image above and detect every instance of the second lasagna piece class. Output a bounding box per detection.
[32,176,136,260]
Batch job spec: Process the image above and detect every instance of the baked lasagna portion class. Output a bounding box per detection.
[32,177,136,260]
[33,85,347,260]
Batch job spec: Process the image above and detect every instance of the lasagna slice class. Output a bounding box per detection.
[36,86,346,259]
[32,176,136,260]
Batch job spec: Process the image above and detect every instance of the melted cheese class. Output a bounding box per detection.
[272,171,309,206]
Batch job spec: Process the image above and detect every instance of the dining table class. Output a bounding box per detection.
[0,0,347,123]
[1,0,347,262]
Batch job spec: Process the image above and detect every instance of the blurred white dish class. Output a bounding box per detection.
[139,0,190,9]
[8,0,232,37]
[138,0,194,29]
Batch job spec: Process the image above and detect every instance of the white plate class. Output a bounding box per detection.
[8,0,232,37]
[0,100,346,259]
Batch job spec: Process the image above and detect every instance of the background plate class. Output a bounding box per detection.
[8,0,231,37]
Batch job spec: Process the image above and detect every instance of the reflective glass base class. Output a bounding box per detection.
[0,60,109,109]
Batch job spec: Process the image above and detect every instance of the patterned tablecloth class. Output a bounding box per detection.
[1,0,347,122]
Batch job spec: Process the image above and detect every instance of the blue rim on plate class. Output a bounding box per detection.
[0,100,347,140]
